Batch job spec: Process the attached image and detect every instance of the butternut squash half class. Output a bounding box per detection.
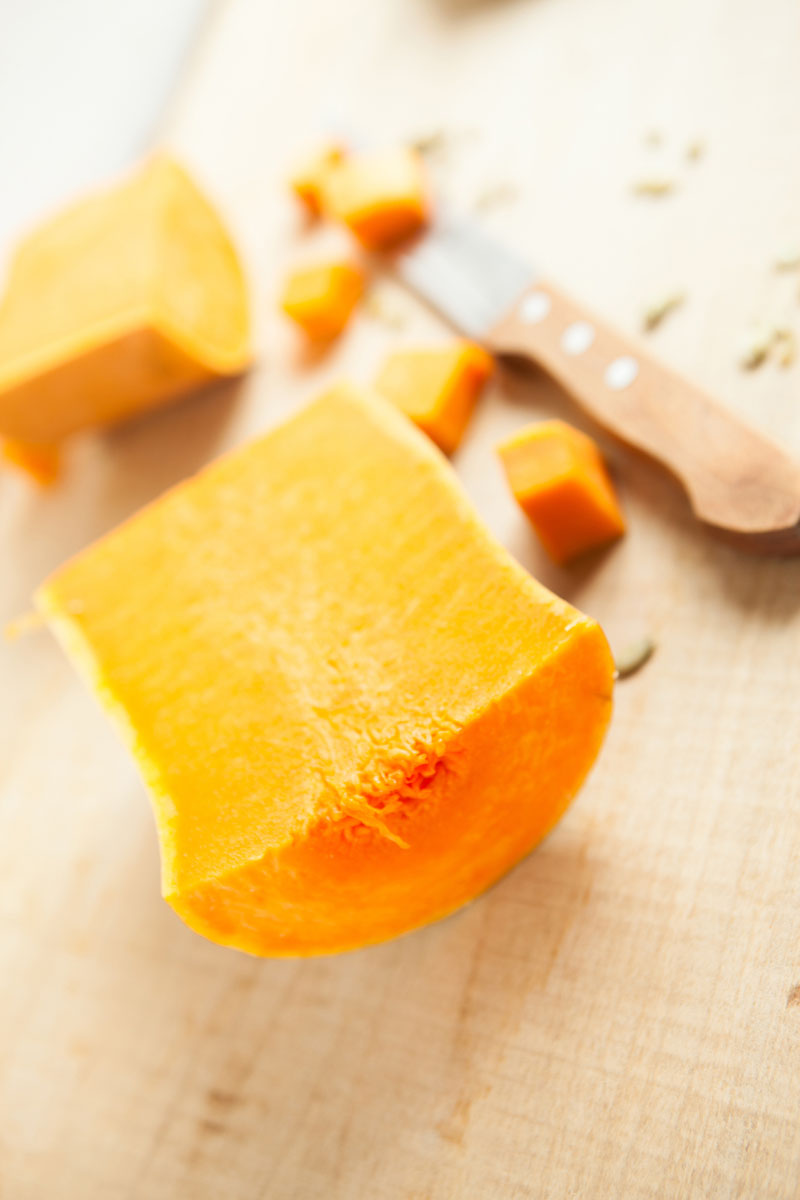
[0,156,250,444]
[36,386,614,957]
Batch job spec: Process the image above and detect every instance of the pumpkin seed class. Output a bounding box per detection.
[739,323,774,369]
[739,322,797,369]
[410,130,448,158]
[773,326,796,367]
[410,127,478,161]
[773,249,800,271]
[631,175,676,197]
[614,636,656,679]
[643,290,685,331]
[363,293,408,330]
[472,182,518,213]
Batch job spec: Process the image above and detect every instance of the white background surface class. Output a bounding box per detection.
[0,0,208,261]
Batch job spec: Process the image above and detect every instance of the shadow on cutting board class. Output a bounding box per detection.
[63,804,600,1190]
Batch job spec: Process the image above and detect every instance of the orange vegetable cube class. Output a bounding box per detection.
[2,439,61,486]
[37,386,614,957]
[374,341,493,454]
[281,261,365,341]
[324,147,429,249]
[498,419,626,564]
[289,141,346,216]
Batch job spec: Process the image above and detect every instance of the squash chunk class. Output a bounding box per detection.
[290,142,347,216]
[499,420,626,564]
[36,386,614,957]
[374,341,493,454]
[281,261,364,340]
[0,156,251,443]
[2,439,61,486]
[324,147,429,249]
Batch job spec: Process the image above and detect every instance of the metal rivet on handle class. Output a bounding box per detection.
[519,290,552,324]
[561,321,595,356]
[605,355,640,390]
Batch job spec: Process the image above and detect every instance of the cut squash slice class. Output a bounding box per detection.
[37,386,614,957]
[0,156,251,443]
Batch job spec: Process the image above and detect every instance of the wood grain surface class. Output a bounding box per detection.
[2,0,800,1197]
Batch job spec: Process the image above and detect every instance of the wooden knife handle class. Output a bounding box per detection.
[488,281,800,540]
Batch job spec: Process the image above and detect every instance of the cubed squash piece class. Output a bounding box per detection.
[374,341,493,454]
[281,261,364,340]
[290,141,347,216]
[2,439,61,486]
[499,419,626,564]
[37,386,614,958]
[0,156,251,444]
[324,147,429,249]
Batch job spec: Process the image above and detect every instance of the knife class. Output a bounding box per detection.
[393,216,800,555]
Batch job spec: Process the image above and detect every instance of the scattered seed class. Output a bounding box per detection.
[642,129,663,148]
[410,130,449,158]
[410,126,479,161]
[472,182,518,213]
[739,322,797,370]
[773,326,796,367]
[774,249,800,271]
[363,293,408,330]
[739,323,774,370]
[631,175,676,197]
[615,636,656,680]
[643,290,686,331]
[686,138,705,163]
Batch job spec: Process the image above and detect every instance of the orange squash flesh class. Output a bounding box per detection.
[323,147,429,249]
[499,420,626,564]
[2,439,61,485]
[374,341,493,454]
[36,386,614,957]
[0,156,251,443]
[290,142,347,216]
[281,261,364,340]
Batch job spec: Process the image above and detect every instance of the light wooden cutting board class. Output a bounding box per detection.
[2,1,800,1197]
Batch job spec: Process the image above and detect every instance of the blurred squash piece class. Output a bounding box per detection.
[36,386,614,957]
[290,141,347,216]
[281,261,364,340]
[0,156,251,444]
[2,439,61,486]
[324,146,429,249]
[374,341,493,454]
